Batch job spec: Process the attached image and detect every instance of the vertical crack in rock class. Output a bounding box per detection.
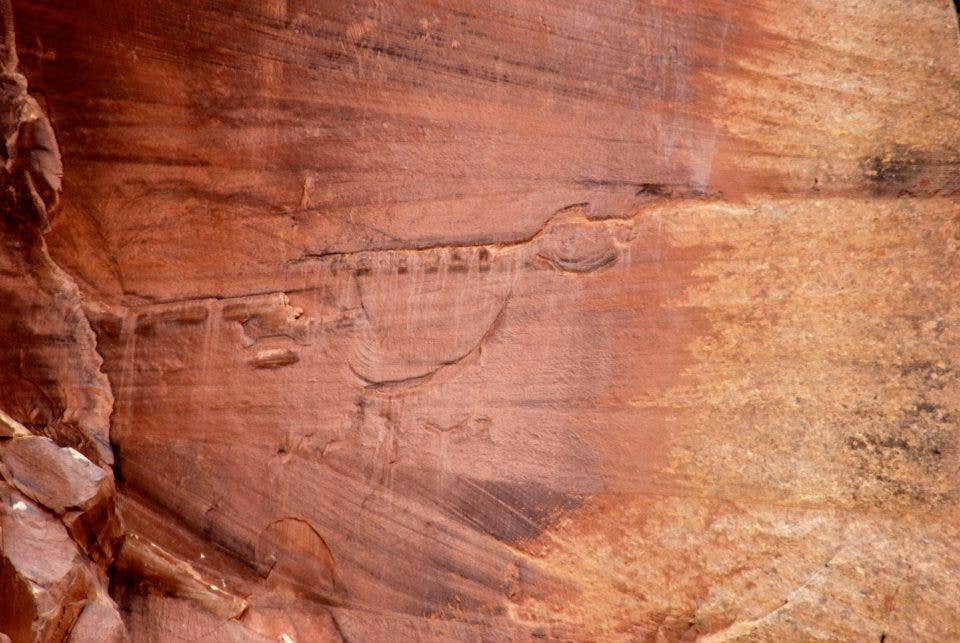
[0,0,59,232]
[0,0,113,469]
[0,2,128,640]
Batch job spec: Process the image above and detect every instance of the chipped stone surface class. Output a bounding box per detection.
[2,0,960,640]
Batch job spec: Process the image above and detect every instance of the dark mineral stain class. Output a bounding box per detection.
[861,145,960,196]
[862,145,924,195]
[635,182,670,197]
[450,477,583,543]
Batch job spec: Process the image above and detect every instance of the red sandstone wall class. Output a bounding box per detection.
[2,1,960,640]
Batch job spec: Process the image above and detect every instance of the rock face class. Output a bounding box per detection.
[0,2,127,639]
[1,0,960,640]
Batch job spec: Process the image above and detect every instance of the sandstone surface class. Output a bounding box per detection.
[1,0,959,641]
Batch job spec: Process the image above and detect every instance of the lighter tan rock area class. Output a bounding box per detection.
[1,0,959,641]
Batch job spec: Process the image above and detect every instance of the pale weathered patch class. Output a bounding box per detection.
[515,197,960,640]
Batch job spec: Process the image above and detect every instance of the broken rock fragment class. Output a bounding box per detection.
[0,485,124,642]
[1,436,107,515]
[0,434,122,565]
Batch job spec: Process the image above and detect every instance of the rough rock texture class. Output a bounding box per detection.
[0,2,127,640]
[2,0,960,641]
